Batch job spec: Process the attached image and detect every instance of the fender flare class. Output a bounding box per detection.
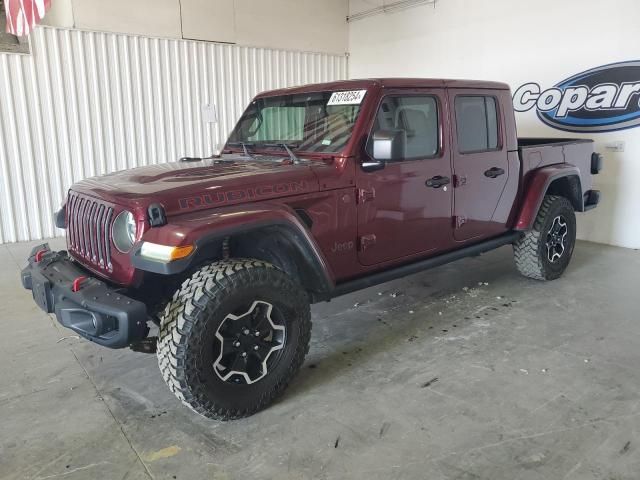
[131,203,335,294]
[514,164,583,231]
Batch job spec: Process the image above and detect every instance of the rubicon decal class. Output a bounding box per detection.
[179,181,307,209]
[513,60,640,132]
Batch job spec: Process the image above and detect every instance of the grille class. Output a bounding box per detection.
[66,192,115,271]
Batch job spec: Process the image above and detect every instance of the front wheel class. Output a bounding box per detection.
[513,195,576,281]
[157,259,311,420]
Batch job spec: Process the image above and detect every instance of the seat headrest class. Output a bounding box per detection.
[396,108,429,137]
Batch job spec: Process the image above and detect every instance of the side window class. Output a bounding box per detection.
[455,96,499,153]
[367,96,439,160]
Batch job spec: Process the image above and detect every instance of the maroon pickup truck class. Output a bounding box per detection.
[22,78,602,420]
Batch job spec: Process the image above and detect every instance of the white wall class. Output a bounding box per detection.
[41,0,349,55]
[39,0,74,28]
[233,0,348,55]
[349,0,640,248]
[71,0,182,39]
[0,26,347,243]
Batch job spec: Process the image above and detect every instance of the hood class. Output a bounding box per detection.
[71,153,320,216]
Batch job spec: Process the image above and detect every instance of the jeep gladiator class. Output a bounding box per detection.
[21,78,602,419]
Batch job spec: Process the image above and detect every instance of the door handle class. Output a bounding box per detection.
[484,167,505,178]
[425,175,450,188]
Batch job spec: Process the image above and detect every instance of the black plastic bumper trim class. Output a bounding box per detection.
[21,244,149,349]
[583,189,600,211]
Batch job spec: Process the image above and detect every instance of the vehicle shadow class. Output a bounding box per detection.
[284,240,604,403]
[282,247,521,400]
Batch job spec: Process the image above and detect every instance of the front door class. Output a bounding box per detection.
[448,90,510,241]
[356,89,454,266]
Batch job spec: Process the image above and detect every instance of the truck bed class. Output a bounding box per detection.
[517,138,594,200]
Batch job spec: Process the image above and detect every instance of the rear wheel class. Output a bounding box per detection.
[157,259,311,420]
[513,195,576,280]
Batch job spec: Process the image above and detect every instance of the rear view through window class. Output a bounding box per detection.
[455,96,498,153]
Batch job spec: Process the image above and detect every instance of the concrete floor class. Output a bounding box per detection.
[1,238,639,480]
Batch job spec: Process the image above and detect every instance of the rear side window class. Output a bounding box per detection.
[367,96,439,160]
[455,96,499,153]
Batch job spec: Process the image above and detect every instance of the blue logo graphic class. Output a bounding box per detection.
[513,60,640,133]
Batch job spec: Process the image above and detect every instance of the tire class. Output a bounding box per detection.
[157,258,311,420]
[513,195,576,281]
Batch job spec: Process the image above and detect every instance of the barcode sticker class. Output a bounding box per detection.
[327,90,367,106]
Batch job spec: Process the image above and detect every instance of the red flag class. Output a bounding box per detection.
[4,0,51,36]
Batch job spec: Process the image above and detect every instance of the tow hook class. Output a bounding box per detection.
[34,249,48,262]
[71,276,88,292]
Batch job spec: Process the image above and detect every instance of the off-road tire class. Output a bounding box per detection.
[513,195,576,281]
[157,258,311,420]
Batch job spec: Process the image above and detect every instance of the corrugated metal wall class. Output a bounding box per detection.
[0,26,348,243]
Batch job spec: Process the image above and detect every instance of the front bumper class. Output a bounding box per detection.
[21,244,149,348]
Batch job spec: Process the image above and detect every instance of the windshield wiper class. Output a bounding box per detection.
[179,152,222,162]
[264,143,302,164]
[226,142,256,158]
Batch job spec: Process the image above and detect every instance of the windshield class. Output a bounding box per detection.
[227,90,366,153]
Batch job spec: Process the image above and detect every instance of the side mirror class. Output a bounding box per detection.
[361,158,386,172]
[373,129,405,158]
[362,129,406,172]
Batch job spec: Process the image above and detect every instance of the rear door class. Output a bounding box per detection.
[356,89,454,266]
[448,90,510,241]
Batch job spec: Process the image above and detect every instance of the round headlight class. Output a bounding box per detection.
[112,210,137,253]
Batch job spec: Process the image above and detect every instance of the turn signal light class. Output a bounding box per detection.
[139,242,194,262]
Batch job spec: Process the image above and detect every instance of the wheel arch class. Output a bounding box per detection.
[514,165,583,231]
[228,223,334,296]
[133,203,335,297]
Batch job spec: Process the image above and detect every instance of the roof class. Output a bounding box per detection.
[255,78,510,98]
